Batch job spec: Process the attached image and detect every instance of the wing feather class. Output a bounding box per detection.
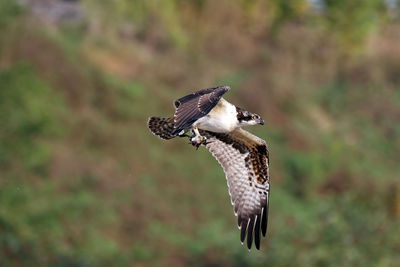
[201,128,270,250]
[254,214,261,249]
[241,219,249,243]
[172,86,229,135]
[247,215,255,250]
[261,197,269,237]
[174,98,199,130]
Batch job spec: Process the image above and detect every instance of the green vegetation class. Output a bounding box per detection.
[1,0,399,266]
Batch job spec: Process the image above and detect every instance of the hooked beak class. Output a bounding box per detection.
[258,118,265,125]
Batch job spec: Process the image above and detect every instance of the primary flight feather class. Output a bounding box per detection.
[147,86,270,250]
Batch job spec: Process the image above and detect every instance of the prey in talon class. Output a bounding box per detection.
[190,127,207,149]
[147,86,269,250]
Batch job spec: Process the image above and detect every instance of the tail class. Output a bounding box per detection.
[147,117,176,140]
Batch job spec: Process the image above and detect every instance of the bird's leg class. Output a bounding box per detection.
[190,126,207,149]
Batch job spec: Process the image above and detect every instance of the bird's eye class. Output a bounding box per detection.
[252,115,258,120]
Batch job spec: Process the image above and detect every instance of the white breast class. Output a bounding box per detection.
[194,98,238,133]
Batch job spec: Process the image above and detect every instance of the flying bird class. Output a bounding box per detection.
[147,86,270,250]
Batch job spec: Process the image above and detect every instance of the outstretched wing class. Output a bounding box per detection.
[200,128,270,250]
[171,86,230,135]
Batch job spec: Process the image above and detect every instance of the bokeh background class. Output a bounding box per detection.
[1,0,400,266]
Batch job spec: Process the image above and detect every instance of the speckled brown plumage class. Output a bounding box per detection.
[200,128,270,250]
[148,117,176,140]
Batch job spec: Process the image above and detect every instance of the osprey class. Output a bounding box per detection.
[147,86,270,250]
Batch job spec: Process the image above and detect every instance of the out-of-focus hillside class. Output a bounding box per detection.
[1,0,400,266]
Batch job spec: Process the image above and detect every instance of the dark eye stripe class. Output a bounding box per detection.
[240,116,253,121]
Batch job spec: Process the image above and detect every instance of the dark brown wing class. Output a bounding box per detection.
[171,86,230,135]
[200,128,270,250]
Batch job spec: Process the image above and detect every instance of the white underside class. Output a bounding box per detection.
[193,98,238,133]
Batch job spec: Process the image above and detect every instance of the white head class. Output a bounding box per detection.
[236,107,265,127]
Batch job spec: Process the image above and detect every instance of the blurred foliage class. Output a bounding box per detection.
[324,0,385,50]
[0,0,400,266]
[0,64,61,173]
[0,0,21,29]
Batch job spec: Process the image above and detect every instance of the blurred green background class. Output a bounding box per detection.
[1,0,400,266]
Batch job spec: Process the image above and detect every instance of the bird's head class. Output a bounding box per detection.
[236,107,265,127]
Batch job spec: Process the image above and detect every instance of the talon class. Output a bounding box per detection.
[188,127,207,149]
[190,139,201,148]
[190,135,207,150]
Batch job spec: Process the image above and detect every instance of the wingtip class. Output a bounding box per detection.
[147,116,153,125]
[261,205,268,237]
[246,216,255,250]
[174,100,181,108]
[254,214,261,250]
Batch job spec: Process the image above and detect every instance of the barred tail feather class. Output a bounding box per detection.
[147,117,176,140]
